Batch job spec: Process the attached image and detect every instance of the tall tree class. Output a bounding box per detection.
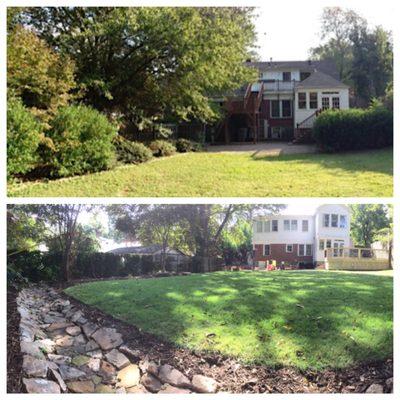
[373,205,393,268]
[350,204,390,247]
[109,205,187,272]
[310,7,366,81]
[34,205,84,281]
[18,7,257,132]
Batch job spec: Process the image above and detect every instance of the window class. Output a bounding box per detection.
[302,220,309,232]
[340,215,347,229]
[272,220,278,232]
[256,221,263,232]
[306,244,312,256]
[286,244,293,253]
[331,214,338,228]
[322,97,330,110]
[300,72,311,81]
[282,100,292,117]
[326,240,332,248]
[309,92,318,109]
[298,244,305,256]
[332,97,340,109]
[291,220,298,231]
[282,71,291,81]
[264,220,271,232]
[271,100,280,118]
[264,244,270,256]
[299,244,312,256]
[270,100,292,118]
[284,220,290,231]
[323,214,330,227]
[319,240,324,250]
[298,92,306,109]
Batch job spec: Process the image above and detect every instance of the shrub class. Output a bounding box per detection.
[175,138,203,153]
[47,105,117,177]
[113,136,153,164]
[149,140,176,157]
[312,107,393,152]
[7,97,43,177]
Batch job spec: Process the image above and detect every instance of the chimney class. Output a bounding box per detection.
[308,59,312,65]
[269,57,272,66]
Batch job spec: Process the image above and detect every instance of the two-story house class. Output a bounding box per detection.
[215,59,349,143]
[252,205,351,267]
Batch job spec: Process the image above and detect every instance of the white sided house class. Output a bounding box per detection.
[215,59,350,143]
[252,205,351,267]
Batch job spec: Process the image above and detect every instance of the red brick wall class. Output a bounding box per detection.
[254,243,313,265]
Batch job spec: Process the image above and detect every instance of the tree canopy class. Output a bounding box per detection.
[17,7,258,131]
[310,7,393,105]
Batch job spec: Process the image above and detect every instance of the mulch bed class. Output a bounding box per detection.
[7,288,24,393]
[60,288,393,394]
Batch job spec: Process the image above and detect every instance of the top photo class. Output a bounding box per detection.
[6,5,393,197]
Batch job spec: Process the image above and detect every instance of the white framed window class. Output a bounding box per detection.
[319,240,324,250]
[323,214,330,227]
[256,221,263,232]
[309,92,318,109]
[282,71,291,81]
[270,100,292,118]
[322,97,330,110]
[264,244,270,256]
[284,219,290,231]
[331,214,338,228]
[298,92,306,109]
[326,239,332,248]
[298,244,313,256]
[332,97,340,109]
[264,220,271,232]
[291,220,298,231]
[302,220,309,232]
[272,220,278,232]
[340,215,347,229]
[286,244,293,253]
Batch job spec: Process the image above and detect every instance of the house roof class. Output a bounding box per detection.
[295,70,349,89]
[108,244,186,256]
[247,59,340,80]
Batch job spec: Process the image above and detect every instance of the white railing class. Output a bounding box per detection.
[325,247,388,259]
[262,80,296,92]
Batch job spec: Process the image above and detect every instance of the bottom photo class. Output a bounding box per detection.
[7,203,393,394]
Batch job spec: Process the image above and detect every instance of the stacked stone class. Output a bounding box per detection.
[17,285,218,394]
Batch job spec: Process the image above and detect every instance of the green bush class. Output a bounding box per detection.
[175,138,203,153]
[113,136,153,164]
[312,106,393,152]
[149,140,176,157]
[47,105,117,177]
[7,97,43,177]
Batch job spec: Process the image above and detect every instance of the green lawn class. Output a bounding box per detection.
[65,271,393,370]
[9,148,392,197]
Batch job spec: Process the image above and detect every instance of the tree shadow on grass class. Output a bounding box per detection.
[66,271,393,371]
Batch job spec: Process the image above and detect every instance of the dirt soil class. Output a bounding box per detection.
[59,288,392,394]
[7,288,24,393]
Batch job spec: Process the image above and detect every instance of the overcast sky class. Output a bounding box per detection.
[254,0,395,60]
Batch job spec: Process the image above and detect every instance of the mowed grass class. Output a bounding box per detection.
[8,148,392,197]
[65,271,393,370]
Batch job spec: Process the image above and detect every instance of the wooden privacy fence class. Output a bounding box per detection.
[325,247,389,271]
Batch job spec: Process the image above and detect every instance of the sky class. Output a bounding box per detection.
[253,0,395,60]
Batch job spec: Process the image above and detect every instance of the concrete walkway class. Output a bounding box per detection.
[206,142,317,156]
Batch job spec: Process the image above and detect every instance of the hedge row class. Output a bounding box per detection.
[7,251,192,282]
[7,99,204,180]
[312,105,393,152]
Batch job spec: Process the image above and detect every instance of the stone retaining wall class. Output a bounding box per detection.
[17,285,218,394]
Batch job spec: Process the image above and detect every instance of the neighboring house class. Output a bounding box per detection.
[107,244,190,268]
[252,205,351,267]
[213,59,349,143]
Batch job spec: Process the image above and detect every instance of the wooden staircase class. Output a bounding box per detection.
[294,108,322,143]
[218,82,264,143]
